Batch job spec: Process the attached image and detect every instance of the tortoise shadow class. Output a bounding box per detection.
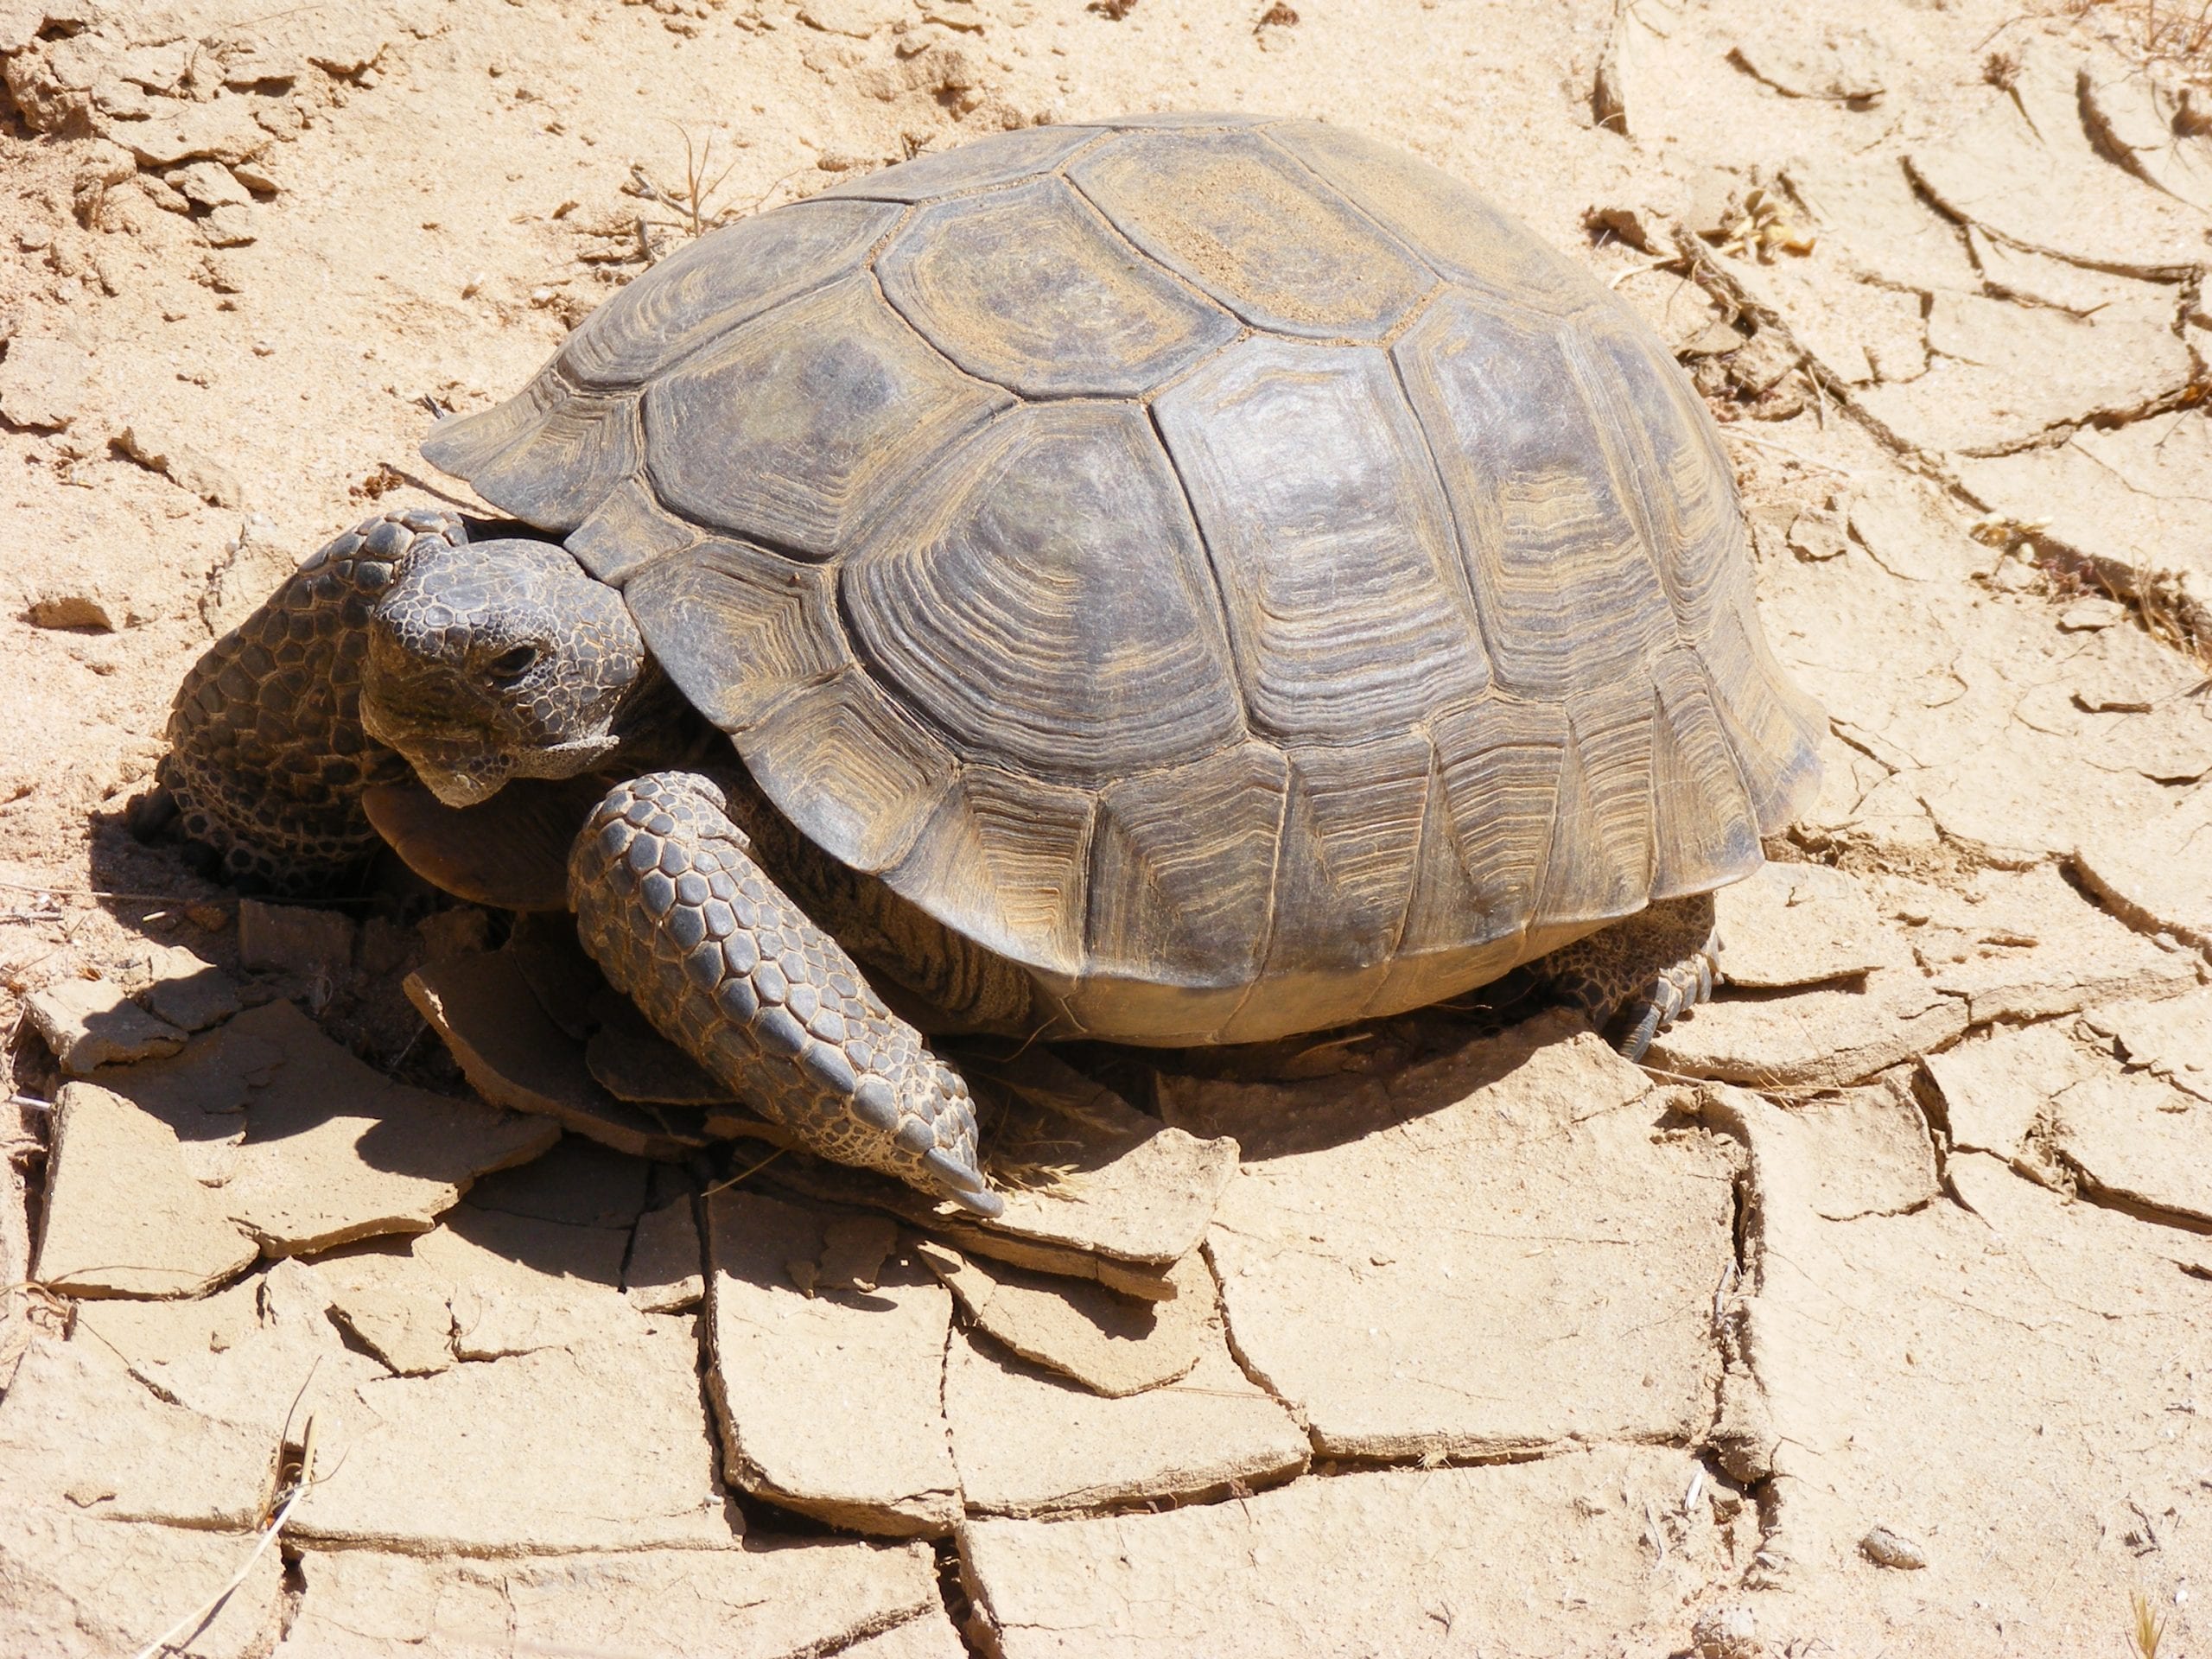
[1136,1007,1586,1163]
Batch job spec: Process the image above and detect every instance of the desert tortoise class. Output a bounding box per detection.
[160,114,1824,1218]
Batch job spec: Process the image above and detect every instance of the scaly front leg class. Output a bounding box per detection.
[569,771,1002,1217]
[162,510,466,892]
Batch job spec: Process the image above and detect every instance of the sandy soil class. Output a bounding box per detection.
[4,0,2212,1654]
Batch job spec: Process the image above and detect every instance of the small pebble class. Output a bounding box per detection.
[1860,1524,1928,1569]
[1691,1604,1761,1659]
[2056,596,2126,631]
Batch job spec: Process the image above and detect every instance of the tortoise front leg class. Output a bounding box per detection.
[1535,892,1719,1062]
[160,509,466,893]
[569,771,1002,1216]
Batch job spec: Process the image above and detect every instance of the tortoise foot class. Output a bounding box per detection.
[569,770,1002,1216]
[1535,892,1719,1063]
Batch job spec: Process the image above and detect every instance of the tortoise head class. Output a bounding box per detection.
[361,538,647,808]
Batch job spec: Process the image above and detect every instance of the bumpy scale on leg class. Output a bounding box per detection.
[570,771,1003,1217]
[162,509,467,893]
[1535,892,1720,1063]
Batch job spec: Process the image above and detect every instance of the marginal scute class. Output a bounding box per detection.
[645,273,1013,558]
[1366,745,1533,1023]
[843,400,1243,783]
[816,124,1102,201]
[1568,310,1824,832]
[1068,128,1434,339]
[1224,734,1430,1039]
[1153,338,1488,742]
[1541,674,1657,927]
[418,365,558,481]
[557,199,899,388]
[1267,121,1599,313]
[1649,648,1761,899]
[741,669,955,874]
[464,389,645,536]
[1431,691,1570,944]
[879,177,1240,398]
[1395,292,1678,700]
[625,539,850,734]
[1082,741,1288,1040]
[1700,595,1827,833]
[885,766,1096,979]
[1267,735,1433,973]
[420,365,643,536]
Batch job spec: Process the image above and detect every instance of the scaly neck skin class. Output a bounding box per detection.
[601,658,725,781]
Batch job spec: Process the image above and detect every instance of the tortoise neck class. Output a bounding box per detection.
[607,658,716,774]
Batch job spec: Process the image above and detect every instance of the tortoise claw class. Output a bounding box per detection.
[1532,894,1721,1062]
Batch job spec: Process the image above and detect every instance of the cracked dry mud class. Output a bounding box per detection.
[3,0,2212,1654]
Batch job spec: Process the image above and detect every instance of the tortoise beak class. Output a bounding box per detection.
[360,688,514,808]
[410,762,505,810]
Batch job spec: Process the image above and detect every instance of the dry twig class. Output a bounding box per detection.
[128,1410,321,1659]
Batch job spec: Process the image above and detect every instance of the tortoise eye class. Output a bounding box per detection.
[487,644,539,682]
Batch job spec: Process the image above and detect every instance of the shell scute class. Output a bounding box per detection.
[879,176,1239,398]
[624,539,850,734]
[645,274,1012,558]
[560,199,898,390]
[843,399,1243,784]
[1068,128,1434,339]
[1394,292,1679,701]
[1153,337,1489,742]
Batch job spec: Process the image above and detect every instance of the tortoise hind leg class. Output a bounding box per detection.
[1533,893,1719,1062]
[569,770,1002,1216]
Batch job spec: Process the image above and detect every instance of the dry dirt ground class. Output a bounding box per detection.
[4,0,2212,1654]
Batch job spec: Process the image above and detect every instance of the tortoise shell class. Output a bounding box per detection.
[421,114,1824,1046]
